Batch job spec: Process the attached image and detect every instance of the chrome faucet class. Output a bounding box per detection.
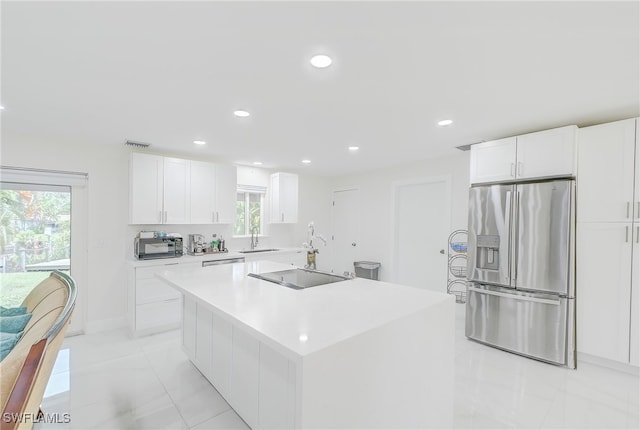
[250,226,259,250]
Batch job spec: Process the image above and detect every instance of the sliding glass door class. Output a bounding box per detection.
[1,167,87,334]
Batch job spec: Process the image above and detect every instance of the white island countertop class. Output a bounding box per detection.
[157,260,453,360]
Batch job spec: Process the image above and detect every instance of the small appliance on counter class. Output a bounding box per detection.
[188,233,227,255]
[134,233,183,260]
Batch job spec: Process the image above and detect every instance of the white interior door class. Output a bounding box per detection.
[392,178,450,292]
[331,189,360,275]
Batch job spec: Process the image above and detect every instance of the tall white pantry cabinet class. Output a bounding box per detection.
[577,118,639,367]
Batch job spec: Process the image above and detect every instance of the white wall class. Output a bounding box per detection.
[326,152,470,282]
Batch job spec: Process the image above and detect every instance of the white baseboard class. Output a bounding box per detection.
[578,352,639,376]
[84,316,127,334]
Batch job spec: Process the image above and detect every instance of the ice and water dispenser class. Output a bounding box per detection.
[475,235,500,271]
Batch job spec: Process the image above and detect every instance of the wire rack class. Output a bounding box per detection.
[447,230,468,303]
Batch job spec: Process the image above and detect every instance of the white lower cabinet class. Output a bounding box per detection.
[577,223,633,363]
[182,295,296,429]
[129,263,200,336]
[259,344,296,429]
[211,311,232,398]
[231,328,260,428]
[182,297,196,358]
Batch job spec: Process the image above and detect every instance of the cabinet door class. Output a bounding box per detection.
[631,224,640,366]
[269,173,281,223]
[215,164,237,224]
[270,172,298,223]
[211,311,232,399]
[469,137,516,184]
[516,125,577,180]
[182,296,196,359]
[195,303,213,378]
[578,119,636,223]
[635,118,640,223]
[129,153,164,224]
[190,161,217,224]
[259,344,295,429]
[163,157,190,224]
[231,327,259,428]
[576,223,632,363]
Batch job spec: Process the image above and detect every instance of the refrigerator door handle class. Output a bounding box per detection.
[512,190,520,284]
[468,286,561,306]
[504,190,513,282]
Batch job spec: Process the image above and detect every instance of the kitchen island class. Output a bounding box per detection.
[157,260,454,429]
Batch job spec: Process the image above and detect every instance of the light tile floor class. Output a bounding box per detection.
[34,305,639,429]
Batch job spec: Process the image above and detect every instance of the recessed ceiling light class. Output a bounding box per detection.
[253,161,263,166]
[437,119,453,126]
[299,334,308,342]
[234,110,250,118]
[310,54,332,68]
[348,146,359,151]
[193,140,206,145]
[301,159,311,164]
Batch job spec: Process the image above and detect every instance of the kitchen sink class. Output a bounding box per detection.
[248,268,351,290]
[238,248,280,254]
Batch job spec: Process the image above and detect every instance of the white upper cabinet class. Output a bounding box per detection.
[270,172,298,224]
[129,153,164,224]
[189,161,217,224]
[516,126,577,180]
[469,125,577,184]
[130,153,189,224]
[469,137,517,184]
[577,119,636,223]
[190,161,237,224]
[163,157,190,224]
[215,164,237,224]
[131,153,237,225]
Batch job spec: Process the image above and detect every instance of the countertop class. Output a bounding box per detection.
[128,247,306,268]
[156,260,453,360]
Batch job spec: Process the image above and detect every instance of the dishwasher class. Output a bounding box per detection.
[202,256,245,267]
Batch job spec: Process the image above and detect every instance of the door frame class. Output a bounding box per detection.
[331,186,360,274]
[390,176,451,286]
[0,166,88,335]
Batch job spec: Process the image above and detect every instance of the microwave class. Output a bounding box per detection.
[134,237,183,260]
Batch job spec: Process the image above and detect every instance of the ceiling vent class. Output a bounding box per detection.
[124,140,151,149]
[456,144,471,151]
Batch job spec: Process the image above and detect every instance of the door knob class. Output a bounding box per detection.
[352,243,356,246]
[439,249,445,254]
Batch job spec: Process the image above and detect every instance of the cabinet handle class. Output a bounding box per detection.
[517,162,523,177]
[627,202,631,219]
[510,163,515,177]
[626,226,629,243]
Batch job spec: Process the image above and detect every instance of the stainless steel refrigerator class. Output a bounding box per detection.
[466,179,576,368]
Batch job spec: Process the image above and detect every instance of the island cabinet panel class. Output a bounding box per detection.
[195,303,213,378]
[259,344,296,429]
[231,327,260,429]
[182,297,196,358]
[210,312,232,399]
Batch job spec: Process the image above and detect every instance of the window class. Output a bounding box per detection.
[235,186,266,236]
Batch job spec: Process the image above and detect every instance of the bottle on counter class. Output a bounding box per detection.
[219,236,225,252]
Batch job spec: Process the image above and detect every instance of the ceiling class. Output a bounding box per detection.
[2,1,639,176]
